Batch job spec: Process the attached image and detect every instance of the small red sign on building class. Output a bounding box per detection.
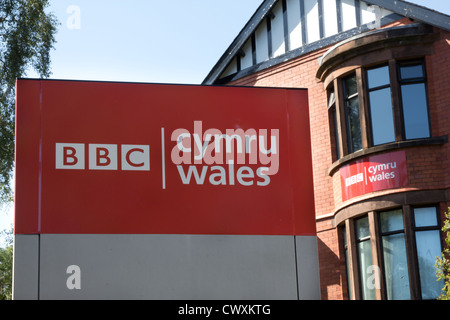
[340,151,408,202]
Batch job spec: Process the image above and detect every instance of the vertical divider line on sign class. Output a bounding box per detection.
[161,127,166,189]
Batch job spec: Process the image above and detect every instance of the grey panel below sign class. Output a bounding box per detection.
[296,236,321,300]
[15,234,320,300]
[13,235,39,300]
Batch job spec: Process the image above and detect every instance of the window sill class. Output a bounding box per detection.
[327,135,448,176]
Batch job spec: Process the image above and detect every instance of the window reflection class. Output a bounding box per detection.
[400,64,424,80]
[380,209,411,300]
[343,75,362,153]
[413,207,444,299]
[329,89,340,159]
[401,83,430,139]
[367,66,395,145]
[356,217,376,300]
[343,206,444,300]
[399,61,430,140]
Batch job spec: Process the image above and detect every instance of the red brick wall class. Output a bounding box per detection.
[426,29,450,189]
[228,24,450,300]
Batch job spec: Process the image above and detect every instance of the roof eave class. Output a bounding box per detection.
[364,0,450,31]
[202,0,277,85]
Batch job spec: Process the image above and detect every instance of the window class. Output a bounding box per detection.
[380,209,410,300]
[328,59,432,160]
[329,89,341,160]
[344,205,444,300]
[356,216,375,300]
[343,74,362,153]
[413,207,444,299]
[367,65,396,145]
[399,61,431,140]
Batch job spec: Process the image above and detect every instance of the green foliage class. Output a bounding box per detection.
[0,0,58,203]
[0,228,13,300]
[436,208,450,300]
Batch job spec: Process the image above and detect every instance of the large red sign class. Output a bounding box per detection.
[15,79,315,236]
[340,151,408,202]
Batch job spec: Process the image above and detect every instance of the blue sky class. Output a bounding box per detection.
[28,0,264,84]
[1,0,450,245]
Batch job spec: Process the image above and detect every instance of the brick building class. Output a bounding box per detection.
[204,0,450,300]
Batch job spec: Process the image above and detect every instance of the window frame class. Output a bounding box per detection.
[343,204,444,300]
[342,73,363,154]
[409,205,444,300]
[354,216,376,300]
[328,58,432,161]
[378,208,411,300]
[397,59,432,141]
[328,88,341,161]
[365,64,396,146]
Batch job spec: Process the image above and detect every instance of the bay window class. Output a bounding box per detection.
[328,59,432,160]
[343,205,444,300]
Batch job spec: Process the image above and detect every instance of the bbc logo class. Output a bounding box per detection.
[55,143,150,171]
[344,172,363,187]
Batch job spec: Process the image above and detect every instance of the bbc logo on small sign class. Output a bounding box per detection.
[55,143,150,171]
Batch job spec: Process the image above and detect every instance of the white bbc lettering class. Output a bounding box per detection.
[56,143,150,171]
[121,145,150,171]
[345,172,363,187]
[56,143,85,169]
[89,144,118,170]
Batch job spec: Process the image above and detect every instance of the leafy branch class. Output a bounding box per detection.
[436,208,450,300]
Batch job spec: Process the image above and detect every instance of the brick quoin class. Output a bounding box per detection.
[229,19,450,300]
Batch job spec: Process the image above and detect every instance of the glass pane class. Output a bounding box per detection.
[414,207,438,227]
[382,233,411,300]
[346,97,362,152]
[345,76,358,97]
[401,83,430,140]
[328,90,336,108]
[400,64,424,80]
[415,230,444,299]
[369,88,396,145]
[367,66,390,89]
[358,240,376,300]
[332,106,341,159]
[380,209,404,233]
[356,217,370,239]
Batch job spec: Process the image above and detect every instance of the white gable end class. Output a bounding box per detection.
[217,0,395,81]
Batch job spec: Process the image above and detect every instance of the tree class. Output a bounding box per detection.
[0,228,12,300]
[436,208,450,300]
[0,0,58,203]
